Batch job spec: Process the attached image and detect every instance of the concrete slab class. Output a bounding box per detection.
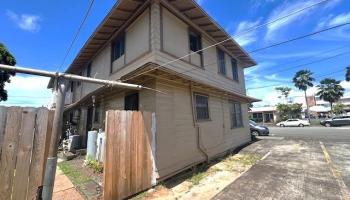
[213,139,346,200]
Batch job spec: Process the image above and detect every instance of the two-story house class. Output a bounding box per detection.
[51,0,258,180]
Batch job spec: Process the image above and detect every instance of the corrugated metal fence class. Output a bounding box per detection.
[0,106,54,200]
[104,111,157,200]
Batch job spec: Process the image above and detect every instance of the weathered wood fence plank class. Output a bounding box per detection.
[0,107,54,200]
[103,111,155,200]
[0,107,23,200]
[0,106,8,158]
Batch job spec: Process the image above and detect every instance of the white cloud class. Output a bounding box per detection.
[317,12,350,28]
[233,19,261,46]
[313,12,350,41]
[265,0,342,41]
[6,10,41,32]
[0,75,52,107]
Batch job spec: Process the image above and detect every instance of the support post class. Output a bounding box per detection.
[42,78,67,200]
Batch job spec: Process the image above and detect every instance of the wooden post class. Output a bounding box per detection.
[42,78,67,200]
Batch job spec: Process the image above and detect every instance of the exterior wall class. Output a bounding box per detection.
[155,79,251,179]
[74,8,151,101]
[159,6,246,95]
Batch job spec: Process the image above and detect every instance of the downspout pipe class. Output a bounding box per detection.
[189,82,209,163]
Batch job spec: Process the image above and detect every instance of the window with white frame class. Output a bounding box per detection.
[194,94,210,121]
[230,101,243,128]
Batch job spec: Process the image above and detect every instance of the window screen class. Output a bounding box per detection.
[195,94,209,120]
[231,58,238,81]
[112,36,125,62]
[217,48,226,75]
[230,102,243,128]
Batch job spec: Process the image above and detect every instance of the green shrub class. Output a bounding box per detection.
[85,155,103,173]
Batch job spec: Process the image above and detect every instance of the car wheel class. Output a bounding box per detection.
[252,130,260,136]
[325,122,332,127]
[280,124,285,127]
[299,124,304,127]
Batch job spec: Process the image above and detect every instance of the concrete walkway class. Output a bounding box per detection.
[53,168,84,200]
[213,139,350,200]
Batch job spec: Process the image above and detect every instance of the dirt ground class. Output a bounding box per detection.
[131,152,262,200]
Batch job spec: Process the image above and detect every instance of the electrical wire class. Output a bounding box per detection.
[58,0,95,71]
[248,21,350,53]
[121,0,331,82]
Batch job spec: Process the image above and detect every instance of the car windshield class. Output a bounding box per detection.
[249,120,257,125]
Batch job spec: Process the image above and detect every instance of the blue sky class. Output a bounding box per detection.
[1,0,350,107]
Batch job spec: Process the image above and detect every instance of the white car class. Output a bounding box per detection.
[276,119,310,127]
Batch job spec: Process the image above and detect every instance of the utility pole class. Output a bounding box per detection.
[0,64,150,200]
[42,78,66,200]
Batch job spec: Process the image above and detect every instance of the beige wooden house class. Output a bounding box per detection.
[52,0,258,180]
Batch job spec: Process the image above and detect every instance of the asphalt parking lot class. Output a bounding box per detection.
[213,127,350,200]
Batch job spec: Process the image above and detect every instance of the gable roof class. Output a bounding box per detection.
[65,0,256,74]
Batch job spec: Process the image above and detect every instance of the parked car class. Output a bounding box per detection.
[276,119,310,127]
[249,120,269,136]
[320,116,350,127]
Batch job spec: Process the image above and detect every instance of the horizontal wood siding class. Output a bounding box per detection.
[155,79,250,179]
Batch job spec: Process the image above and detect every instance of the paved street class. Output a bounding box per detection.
[214,127,350,200]
[269,126,350,141]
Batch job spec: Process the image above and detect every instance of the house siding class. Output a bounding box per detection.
[154,79,250,178]
[160,6,246,95]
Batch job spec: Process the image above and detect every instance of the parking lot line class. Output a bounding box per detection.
[319,141,350,200]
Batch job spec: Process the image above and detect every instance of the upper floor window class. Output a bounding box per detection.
[230,101,243,128]
[86,63,92,77]
[112,35,125,62]
[231,58,238,81]
[217,48,226,75]
[194,94,210,121]
[189,31,202,52]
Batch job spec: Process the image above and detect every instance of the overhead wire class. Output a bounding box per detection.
[58,0,95,72]
[121,0,331,82]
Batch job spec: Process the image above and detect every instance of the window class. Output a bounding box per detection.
[70,81,74,92]
[124,93,139,111]
[86,63,91,77]
[230,102,243,128]
[194,94,210,120]
[189,31,202,52]
[112,36,125,62]
[231,58,238,81]
[217,48,226,75]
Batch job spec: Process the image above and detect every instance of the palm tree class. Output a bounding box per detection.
[316,78,345,113]
[293,70,315,121]
[346,66,350,82]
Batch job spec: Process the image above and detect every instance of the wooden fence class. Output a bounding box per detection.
[104,111,156,200]
[0,106,54,200]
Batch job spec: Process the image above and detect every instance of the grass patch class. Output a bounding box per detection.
[58,161,92,186]
[188,172,206,185]
[85,155,103,173]
[222,153,261,171]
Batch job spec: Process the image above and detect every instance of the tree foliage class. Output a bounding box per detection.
[0,43,16,101]
[293,70,315,91]
[332,103,345,115]
[346,66,350,82]
[275,87,292,103]
[316,78,344,111]
[276,103,303,121]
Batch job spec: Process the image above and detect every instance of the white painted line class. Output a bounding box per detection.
[260,151,271,161]
[319,141,350,200]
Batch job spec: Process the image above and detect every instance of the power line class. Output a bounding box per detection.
[248,21,350,54]
[58,0,95,71]
[246,67,347,90]
[245,48,350,81]
[121,0,330,82]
